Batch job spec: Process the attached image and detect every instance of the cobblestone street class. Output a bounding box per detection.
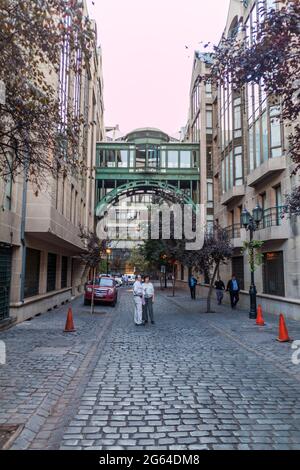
[1,287,300,450]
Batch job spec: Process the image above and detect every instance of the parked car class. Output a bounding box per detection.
[126,274,136,285]
[114,275,123,287]
[84,277,118,307]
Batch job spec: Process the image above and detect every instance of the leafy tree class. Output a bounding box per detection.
[79,225,107,313]
[127,247,150,274]
[199,0,300,212]
[0,0,95,187]
[189,225,233,313]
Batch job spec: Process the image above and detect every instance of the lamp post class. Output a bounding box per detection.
[106,248,111,275]
[241,204,263,319]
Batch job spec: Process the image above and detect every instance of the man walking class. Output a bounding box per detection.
[133,274,143,325]
[188,274,197,300]
[227,274,240,309]
[142,275,155,325]
[215,277,225,305]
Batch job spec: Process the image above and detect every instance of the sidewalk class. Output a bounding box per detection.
[0,297,113,449]
[160,285,300,382]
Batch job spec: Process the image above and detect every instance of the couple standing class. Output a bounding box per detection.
[133,275,155,326]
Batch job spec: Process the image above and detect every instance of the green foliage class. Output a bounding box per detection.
[241,240,264,272]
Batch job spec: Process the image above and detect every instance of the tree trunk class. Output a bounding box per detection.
[172,264,175,297]
[90,266,96,315]
[206,261,219,313]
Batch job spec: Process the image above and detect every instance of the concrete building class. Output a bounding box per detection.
[0,1,105,325]
[212,0,300,319]
[179,51,214,282]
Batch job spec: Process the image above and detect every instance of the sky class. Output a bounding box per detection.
[86,0,230,136]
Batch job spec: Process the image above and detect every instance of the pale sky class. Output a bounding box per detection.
[87,0,230,136]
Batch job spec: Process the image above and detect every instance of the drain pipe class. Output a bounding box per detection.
[20,155,28,303]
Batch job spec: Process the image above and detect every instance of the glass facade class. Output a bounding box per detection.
[97,145,199,170]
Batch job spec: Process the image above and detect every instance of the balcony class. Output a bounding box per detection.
[225,223,244,248]
[247,156,287,188]
[221,185,245,205]
[256,206,289,242]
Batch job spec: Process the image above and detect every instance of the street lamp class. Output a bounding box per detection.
[241,204,263,319]
[106,248,111,274]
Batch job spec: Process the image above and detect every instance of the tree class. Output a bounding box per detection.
[199,0,300,212]
[79,225,107,314]
[0,0,95,187]
[190,225,233,313]
[127,247,150,274]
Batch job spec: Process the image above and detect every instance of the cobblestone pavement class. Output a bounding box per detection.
[1,287,300,450]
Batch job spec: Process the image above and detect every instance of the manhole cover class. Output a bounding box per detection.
[0,425,23,450]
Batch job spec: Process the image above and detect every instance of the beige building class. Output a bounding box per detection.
[0,1,105,326]
[179,51,214,283]
[212,0,300,319]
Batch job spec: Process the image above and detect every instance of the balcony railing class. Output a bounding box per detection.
[260,206,285,229]
[225,223,241,239]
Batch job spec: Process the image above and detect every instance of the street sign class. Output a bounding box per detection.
[161,265,166,273]
[0,80,6,105]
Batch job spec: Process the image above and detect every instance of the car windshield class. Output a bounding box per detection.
[99,278,114,287]
[89,278,114,287]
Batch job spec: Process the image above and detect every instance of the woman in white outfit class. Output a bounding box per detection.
[133,275,143,325]
[142,275,155,324]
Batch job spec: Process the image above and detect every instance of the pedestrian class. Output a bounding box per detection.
[123,274,128,286]
[188,274,197,300]
[133,274,143,325]
[142,275,155,325]
[214,277,225,305]
[226,274,240,309]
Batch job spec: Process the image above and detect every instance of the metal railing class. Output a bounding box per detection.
[225,223,241,239]
[260,206,285,229]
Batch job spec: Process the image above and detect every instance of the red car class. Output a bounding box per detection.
[84,277,118,307]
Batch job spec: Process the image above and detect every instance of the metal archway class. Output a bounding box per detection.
[95,179,197,219]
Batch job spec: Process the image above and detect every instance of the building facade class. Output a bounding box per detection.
[213,0,300,318]
[180,52,214,282]
[0,1,105,325]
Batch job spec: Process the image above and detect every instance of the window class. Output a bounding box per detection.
[148,145,160,168]
[270,106,281,157]
[129,149,135,167]
[47,253,57,292]
[106,150,116,167]
[254,119,261,168]
[161,150,166,168]
[136,145,146,168]
[167,150,178,168]
[206,106,213,132]
[206,147,212,178]
[263,251,285,297]
[192,150,198,168]
[61,256,68,289]
[207,182,213,207]
[24,249,40,298]
[233,98,242,138]
[180,150,191,168]
[261,111,268,161]
[3,152,13,210]
[249,125,254,171]
[205,82,212,98]
[234,146,243,186]
[117,150,128,167]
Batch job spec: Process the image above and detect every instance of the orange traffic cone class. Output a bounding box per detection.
[64,307,76,332]
[276,313,291,342]
[256,304,265,326]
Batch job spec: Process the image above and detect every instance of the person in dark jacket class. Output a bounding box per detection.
[188,274,197,300]
[214,278,225,305]
[226,274,240,309]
